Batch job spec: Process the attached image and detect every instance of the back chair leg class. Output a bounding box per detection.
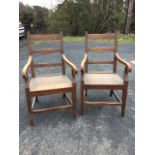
[62,93,66,98]
[25,90,34,126]
[85,89,88,96]
[121,88,128,117]
[72,87,76,119]
[36,96,39,102]
[81,83,84,115]
[110,90,113,96]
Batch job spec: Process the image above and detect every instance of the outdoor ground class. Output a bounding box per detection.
[19,39,135,155]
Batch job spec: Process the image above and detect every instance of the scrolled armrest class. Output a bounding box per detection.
[62,54,78,75]
[22,56,32,80]
[81,53,88,74]
[115,53,132,72]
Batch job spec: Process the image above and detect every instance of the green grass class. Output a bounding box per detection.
[32,34,134,45]
[118,34,135,44]
[64,36,84,42]
[64,34,135,44]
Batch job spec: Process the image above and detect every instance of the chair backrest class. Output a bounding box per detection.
[27,32,65,76]
[85,32,119,72]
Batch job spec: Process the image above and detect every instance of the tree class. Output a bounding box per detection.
[19,2,34,31]
[125,0,134,34]
[19,0,134,35]
[33,6,49,33]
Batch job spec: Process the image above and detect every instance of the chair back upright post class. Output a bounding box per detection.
[85,31,88,73]
[60,31,66,75]
[27,31,35,77]
[113,32,119,73]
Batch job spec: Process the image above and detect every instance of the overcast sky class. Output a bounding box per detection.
[19,0,64,9]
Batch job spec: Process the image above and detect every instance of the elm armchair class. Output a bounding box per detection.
[22,32,77,126]
[80,32,132,116]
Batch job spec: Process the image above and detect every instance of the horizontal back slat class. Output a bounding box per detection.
[87,47,114,52]
[88,60,114,64]
[88,33,116,40]
[31,48,61,54]
[29,34,62,41]
[34,63,62,68]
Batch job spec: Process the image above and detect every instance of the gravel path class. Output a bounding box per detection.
[19,40,135,155]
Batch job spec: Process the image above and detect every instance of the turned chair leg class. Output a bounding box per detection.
[81,83,84,115]
[110,90,113,96]
[72,86,76,119]
[25,90,34,126]
[121,88,128,117]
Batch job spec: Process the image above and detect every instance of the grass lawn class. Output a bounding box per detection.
[64,34,135,44]
[32,34,134,45]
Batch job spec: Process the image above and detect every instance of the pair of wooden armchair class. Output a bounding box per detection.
[22,32,132,126]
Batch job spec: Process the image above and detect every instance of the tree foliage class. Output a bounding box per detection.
[19,0,134,35]
[19,2,48,33]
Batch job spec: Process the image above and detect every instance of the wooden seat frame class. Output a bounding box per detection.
[22,32,77,126]
[80,32,132,116]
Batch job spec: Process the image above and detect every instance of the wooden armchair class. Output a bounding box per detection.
[22,32,77,126]
[80,32,132,116]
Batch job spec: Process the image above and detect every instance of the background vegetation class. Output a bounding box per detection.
[19,0,135,36]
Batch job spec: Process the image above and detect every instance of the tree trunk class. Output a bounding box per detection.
[125,0,134,35]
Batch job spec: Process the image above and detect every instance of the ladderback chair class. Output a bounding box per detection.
[22,32,77,126]
[80,32,132,116]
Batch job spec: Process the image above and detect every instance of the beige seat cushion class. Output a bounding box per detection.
[30,75,72,92]
[84,73,123,86]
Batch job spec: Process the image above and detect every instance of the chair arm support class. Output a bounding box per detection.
[81,53,88,74]
[22,56,32,80]
[115,53,132,72]
[62,54,78,75]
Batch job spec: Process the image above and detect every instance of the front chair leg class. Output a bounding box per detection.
[25,90,34,126]
[72,86,76,119]
[28,112,34,126]
[121,88,128,117]
[80,82,84,115]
